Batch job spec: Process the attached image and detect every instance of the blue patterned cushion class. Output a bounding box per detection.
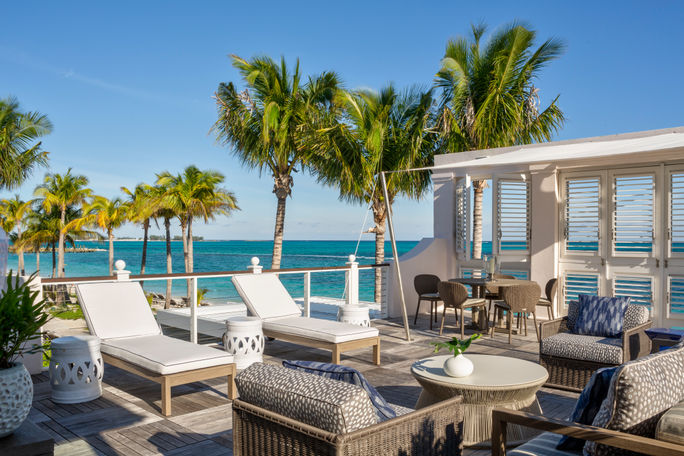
[557,366,617,451]
[282,360,397,422]
[573,295,630,337]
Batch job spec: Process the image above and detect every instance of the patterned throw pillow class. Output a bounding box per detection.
[566,300,580,332]
[283,360,397,422]
[556,366,617,451]
[573,295,630,337]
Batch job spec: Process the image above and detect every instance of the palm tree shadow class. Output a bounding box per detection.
[397,417,463,456]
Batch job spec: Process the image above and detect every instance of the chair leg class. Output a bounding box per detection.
[490,308,497,338]
[508,312,513,344]
[332,345,341,364]
[523,312,528,336]
[532,312,539,342]
[161,377,172,416]
[435,302,439,322]
[460,307,465,339]
[414,298,422,325]
[429,301,434,330]
[227,369,237,400]
[439,305,448,336]
[373,339,381,366]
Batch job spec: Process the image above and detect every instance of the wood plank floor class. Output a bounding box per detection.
[30,314,578,455]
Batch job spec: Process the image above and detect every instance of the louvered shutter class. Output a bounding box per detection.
[670,171,684,256]
[563,177,600,253]
[613,275,653,310]
[612,174,655,255]
[454,179,468,254]
[496,179,530,252]
[563,272,599,307]
[668,275,684,318]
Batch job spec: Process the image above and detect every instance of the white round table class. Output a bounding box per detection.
[337,305,371,327]
[411,354,548,447]
[223,316,264,370]
[49,336,103,404]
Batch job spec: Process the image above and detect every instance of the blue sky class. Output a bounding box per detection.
[2,1,683,241]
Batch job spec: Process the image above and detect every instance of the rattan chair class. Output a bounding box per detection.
[485,274,516,319]
[437,281,487,337]
[536,278,558,320]
[491,283,541,344]
[413,274,443,330]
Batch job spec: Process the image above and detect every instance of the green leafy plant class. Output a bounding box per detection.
[431,333,481,357]
[0,272,51,369]
[197,287,210,305]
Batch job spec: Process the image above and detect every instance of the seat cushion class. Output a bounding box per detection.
[587,342,684,455]
[574,295,630,337]
[282,360,396,422]
[231,274,302,321]
[76,282,161,339]
[656,399,684,445]
[235,363,377,434]
[101,335,234,375]
[509,432,580,455]
[263,316,379,343]
[540,332,623,364]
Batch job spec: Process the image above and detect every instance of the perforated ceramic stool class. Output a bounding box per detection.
[338,305,371,327]
[49,336,103,404]
[223,316,264,370]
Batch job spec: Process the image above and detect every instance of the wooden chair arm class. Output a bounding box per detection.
[622,320,653,361]
[491,409,684,456]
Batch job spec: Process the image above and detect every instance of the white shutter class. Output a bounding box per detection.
[496,179,530,252]
[668,275,684,318]
[613,275,653,310]
[454,179,468,254]
[670,171,684,256]
[563,272,599,307]
[563,177,600,253]
[612,174,655,255]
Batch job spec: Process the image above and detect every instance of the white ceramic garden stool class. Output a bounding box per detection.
[49,335,104,404]
[337,304,371,327]
[222,316,264,370]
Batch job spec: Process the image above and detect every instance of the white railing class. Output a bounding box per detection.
[39,255,389,344]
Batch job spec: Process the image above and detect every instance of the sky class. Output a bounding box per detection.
[2,1,683,241]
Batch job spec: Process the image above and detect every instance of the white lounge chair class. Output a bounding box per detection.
[231,274,381,365]
[75,282,236,416]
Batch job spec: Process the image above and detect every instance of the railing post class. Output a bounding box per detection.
[303,272,311,317]
[345,255,359,307]
[190,277,198,344]
[381,265,388,318]
[114,260,130,281]
[248,257,263,274]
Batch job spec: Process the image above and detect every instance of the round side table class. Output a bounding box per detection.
[223,316,264,370]
[337,305,371,327]
[49,336,103,404]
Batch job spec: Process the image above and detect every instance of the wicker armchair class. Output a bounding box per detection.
[539,304,652,391]
[233,396,464,456]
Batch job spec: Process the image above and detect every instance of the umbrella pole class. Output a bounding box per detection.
[380,172,411,342]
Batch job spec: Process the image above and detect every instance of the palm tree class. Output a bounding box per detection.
[122,183,156,274]
[0,96,52,190]
[435,23,565,258]
[0,195,33,275]
[307,85,438,303]
[70,196,129,275]
[148,183,177,309]
[34,169,92,277]
[213,55,339,269]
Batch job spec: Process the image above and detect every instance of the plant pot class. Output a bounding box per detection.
[0,362,33,437]
[443,354,474,378]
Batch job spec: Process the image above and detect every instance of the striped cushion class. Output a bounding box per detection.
[509,432,580,455]
[656,399,684,445]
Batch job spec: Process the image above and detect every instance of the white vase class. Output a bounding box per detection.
[443,354,474,378]
[0,362,33,437]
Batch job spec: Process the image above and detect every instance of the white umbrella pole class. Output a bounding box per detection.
[380,172,411,342]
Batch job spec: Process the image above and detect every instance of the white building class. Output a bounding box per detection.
[389,126,684,328]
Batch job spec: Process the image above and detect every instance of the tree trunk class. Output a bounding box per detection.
[35,248,40,274]
[165,217,172,309]
[271,195,287,269]
[186,216,194,301]
[472,180,486,260]
[17,226,24,275]
[183,216,192,301]
[108,230,114,275]
[372,199,387,304]
[57,207,66,277]
[51,242,56,278]
[141,218,149,274]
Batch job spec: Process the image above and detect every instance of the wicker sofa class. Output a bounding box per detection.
[232,363,464,455]
[539,301,652,391]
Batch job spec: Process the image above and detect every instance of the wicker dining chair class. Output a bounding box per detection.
[437,281,487,338]
[413,274,442,330]
[491,282,541,344]
[536,278,558,320]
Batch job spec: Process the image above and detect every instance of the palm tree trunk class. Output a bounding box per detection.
[164,217,172,309]
[17,226,24,275]
[35,248,40,275]
[472,180,485,260]
[51,242,56,278]
[141,218,149,274]
[108,230,114,275]
[372,205,387,304]
[57,207,66,277]
[181,217,191,301]
[272,195,287,269]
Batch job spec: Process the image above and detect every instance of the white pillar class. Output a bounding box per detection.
[345,255,359,307]
[248,257,263,274]
[190,277,198,344]
[114,260,130,281]
[303,272,311,317]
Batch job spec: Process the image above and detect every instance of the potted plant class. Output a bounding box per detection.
[0,272,50,437]
[431,333,481,378]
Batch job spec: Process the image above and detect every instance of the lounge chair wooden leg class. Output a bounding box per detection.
[161,377,172,416]
[413,298,421,325]
[439,305,447,335]
[373,339,381,366]
[332,345,341,364]
[227,370,237,400]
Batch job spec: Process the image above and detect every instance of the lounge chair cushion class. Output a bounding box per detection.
[540,333,623,364]
[235,363,377,434]
[282,360,396,422]
[263,316,379,343]
[587,342,684,455]
[76,282,161,339]
[655,399,684,445]
[231,274,302,321]
[509,432,580,455]
[101,335,234,375]
[573,295,630,337]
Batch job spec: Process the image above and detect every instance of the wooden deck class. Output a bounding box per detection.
[30,315,578,455]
